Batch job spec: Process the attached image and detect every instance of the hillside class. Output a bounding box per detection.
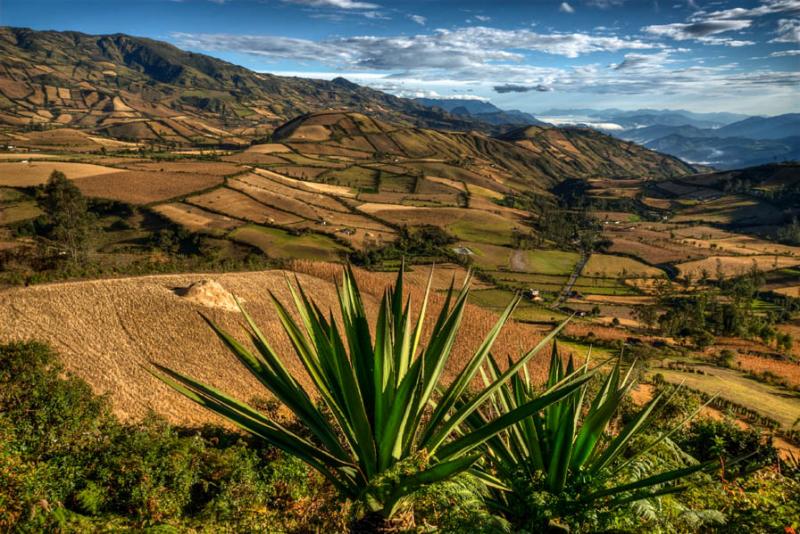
[0,265,553,424]
[498,125,695,179]
[716,114,800,140]
[0,27,484,149]
[414,97,546,127]
[645,133,800,169]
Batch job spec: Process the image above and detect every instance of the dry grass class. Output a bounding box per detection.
[584,253,664,278]
[656,365,800,430]
[253,168,356,197]
[75,170,223,204]
[187,187,305,226]
[246,143,291,154]
[0,161,126,186]
[676,255,800,279]
[118,161,243,176]
[0,266,562,425]
[151,203,243,234]
[773,286,800,298]
[735,354,800,388]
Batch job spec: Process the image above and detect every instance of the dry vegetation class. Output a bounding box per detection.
[151,203,243,234]
[0,266,563,424]
[0,161,126,186]
[676,255,800,279]
[75,170,223,204]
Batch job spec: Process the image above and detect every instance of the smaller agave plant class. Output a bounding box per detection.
[469,342,717,530]
[151,265,594,530]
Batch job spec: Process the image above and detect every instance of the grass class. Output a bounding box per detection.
[446,213,519,245]
[230,225,348,261]
[584,253,663,278]
[517,250,580,276]
[654,365,800,430]
[0,201,41,225]
[573,277,638,296]
[467,288,567,323]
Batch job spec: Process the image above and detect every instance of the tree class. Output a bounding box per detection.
[41,170,94,266]
[635,305,658,331]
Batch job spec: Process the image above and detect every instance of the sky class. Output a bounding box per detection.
[2,0,799,115]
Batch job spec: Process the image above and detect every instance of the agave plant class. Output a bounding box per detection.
[470,342,715,530]
[152,266,594,528]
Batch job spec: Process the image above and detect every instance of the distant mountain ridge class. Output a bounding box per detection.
[541,108,799,170]
[0,26,498,148]
[414,97,547,127]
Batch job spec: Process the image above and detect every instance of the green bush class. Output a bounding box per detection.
[0,341,339,532]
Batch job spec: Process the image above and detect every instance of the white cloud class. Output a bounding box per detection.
[772,18,800,42]
[475,15,491,22]
[645,0,800,46]
[281,0,379,8]
[644,19,752,42]
[409,14,426,25]
[614,51,671,69]
[173,26,658,70]
[770,48,800,55]
[559,2,576,14]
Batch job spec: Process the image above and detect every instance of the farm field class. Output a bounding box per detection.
[584,253,664,278]
[0,160,126,186]
[75,170,224,204]
[655,365,800,430]
[0,266,567,424]
[676,255,800,279]
[151,203,243,235]
[230,225,348,261]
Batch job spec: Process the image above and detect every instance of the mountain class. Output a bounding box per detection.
[415,97,546,127]
[679,162,800,212]
[539,108,748,129]
[620,124,718,145]
[715,114,800,140]
[539,108,798,169]
[495,124,695,179]
[0,27,490,148]
[645,134,800,169]
[271,111,695,191]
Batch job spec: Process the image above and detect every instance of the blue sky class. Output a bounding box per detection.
[3,0,799,115]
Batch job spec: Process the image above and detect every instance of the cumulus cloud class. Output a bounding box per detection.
[772,18,800,42]
[645,0,800,46]
[770,48,800,55]
[282,0,379,8]
[494,83,552,93]
[644,19,752,40]
[475,15,491,21]
[173,26,658,70]
[614,51,670,69]
[409,14,426,25]
[559,2,576,14]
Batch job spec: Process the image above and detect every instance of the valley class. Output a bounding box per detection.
[0,24,798,534]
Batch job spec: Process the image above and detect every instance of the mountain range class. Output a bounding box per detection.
[538,108,800,170]
[0,26,695,184]
[413,98,546,127]
[0,26,493,148]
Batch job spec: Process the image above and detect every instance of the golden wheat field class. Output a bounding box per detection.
[0,264,563,425]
